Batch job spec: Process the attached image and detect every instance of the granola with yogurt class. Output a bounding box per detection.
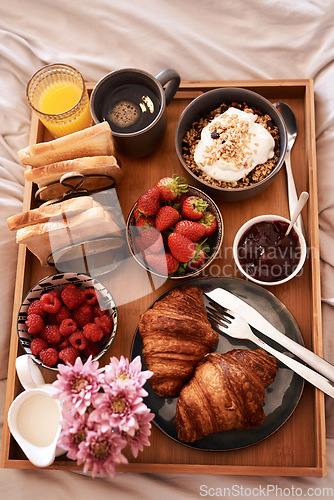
[182,102,280,189]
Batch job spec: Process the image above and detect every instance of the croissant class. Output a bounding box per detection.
[175,348,278,442]
[138,286,218,397]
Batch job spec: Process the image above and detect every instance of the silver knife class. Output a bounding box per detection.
[206,299,334,398]
[205,287,334,384]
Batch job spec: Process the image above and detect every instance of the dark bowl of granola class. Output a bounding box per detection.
[175,87,287,201]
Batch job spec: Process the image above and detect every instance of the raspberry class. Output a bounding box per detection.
[28,300,47,318]
[40,292,62,313]
[46,313,59,325]
[59,318,77,337]
[58,337,71,350]
[39,347,59,367]
[83,288,99,306]
[56,306,71,324]
[25,314,45,335]
[93,315,113,336]
[72,303,93,328]
[61,283,85,310]
[83,341,101,358]
[30,337,48,356]
[92,305,106,318]
[41,324,61,344]
[82,323,104,342]
[59,346,80,365]
[49,289,61,300]
[69,331,88,351]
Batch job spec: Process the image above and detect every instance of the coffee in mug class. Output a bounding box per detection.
[90,68,180,157]
[103,83,161,134]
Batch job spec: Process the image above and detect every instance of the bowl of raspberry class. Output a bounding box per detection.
[126,174,224,279]
[17,273,118,371]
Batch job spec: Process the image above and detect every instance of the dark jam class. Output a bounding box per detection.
[237,220,301,282]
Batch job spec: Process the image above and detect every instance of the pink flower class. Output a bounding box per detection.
[53,356,103,415]
[125,407,154,458]
[90,383,145,435]
[52,355,153,478]
[104,355,153,397]
[57,410,90,461]
[76,427,128,478]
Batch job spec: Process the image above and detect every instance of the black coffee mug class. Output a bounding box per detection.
[90,68,180,157]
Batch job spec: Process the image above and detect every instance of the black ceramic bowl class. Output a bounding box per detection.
[126,185,224,279]
[175,87,287,201]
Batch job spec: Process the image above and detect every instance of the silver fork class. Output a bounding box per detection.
[206,300,334,398]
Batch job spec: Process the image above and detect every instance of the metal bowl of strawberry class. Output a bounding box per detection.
[17,273,118,372]
[126,175,223,279]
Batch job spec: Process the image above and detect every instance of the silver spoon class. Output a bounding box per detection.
[273,102,306,236]
[285,191,309,236]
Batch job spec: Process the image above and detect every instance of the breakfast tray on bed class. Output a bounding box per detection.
[1,79,326,477]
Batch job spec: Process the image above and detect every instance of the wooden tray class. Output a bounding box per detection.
[1,79,326,476]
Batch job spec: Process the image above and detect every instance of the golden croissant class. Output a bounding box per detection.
[138,286,218,397]
[175,348,278,442]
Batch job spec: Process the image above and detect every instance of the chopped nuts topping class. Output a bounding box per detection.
[182,102,280,189]
[201,112,254,170]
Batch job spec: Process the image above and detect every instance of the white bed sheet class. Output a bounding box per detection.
[1,0,334,497]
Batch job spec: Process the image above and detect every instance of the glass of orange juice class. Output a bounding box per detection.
[26,63,92,137]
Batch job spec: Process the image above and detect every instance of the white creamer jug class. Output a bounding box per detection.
[8,355,63,467]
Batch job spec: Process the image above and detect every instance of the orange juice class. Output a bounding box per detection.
[27,64,92,138]
[39,81,83,114]
[37,81,92,137]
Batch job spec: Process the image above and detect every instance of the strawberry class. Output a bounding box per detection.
[137,187,160,216]
[173,193,189,211]
[174,220,206,242]
[133,206,155,228]
[154,174,188,203]
[168,232,196,262]
[187,249,207,270]
[134,235,146,255]
[187,240,210,271]
[145,251,179,275]
[198,211,218,237]
[155,205,180,232]
[181,196,208,220]
[140,227,164,253]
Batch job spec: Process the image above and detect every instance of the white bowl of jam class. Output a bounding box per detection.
[233,214,307,286]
